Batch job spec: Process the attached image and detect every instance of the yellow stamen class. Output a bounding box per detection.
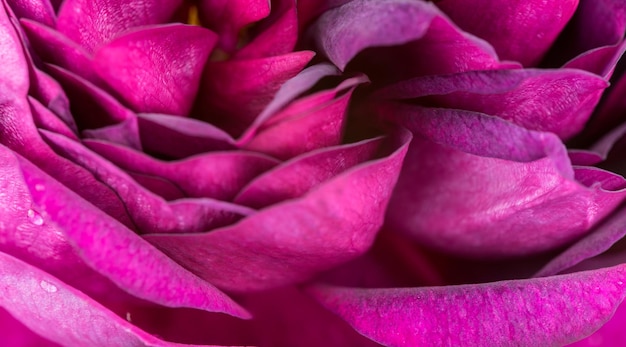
[187,5,201,26]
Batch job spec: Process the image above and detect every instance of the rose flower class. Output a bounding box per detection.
[2,0,626,346]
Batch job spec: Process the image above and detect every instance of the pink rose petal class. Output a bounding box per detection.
[56,0,183,52]
[16,149,250,318]
[375,68,608,140]
[569,301,626,346]
[5,0,55,27]
[0,250,237,346]
[84,138,279,200]
[307,264,626,347]
[196,50,315,136]
[40,130,254,233]
[436,0,578,66]
[93,24,216,116]
[0,308,60,347]
[145,130,411,292]
[383,104,626,257]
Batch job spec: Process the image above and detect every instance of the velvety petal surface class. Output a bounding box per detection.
[14,147,249,318]
[94,24,217,116]
[0,251,227,347]
[40,130,254,233]
[0,308,60,347]
[84,138,279,200]
[375,68,608,140]
[56,0,183,52]
[6,0,55,27]
[384,105,626,257]
[308,264,626,347]
[196,50,314,136]
[312,0,518,81]
[145,130,411,292]
[436,0,578,66]
[568,298,626,346]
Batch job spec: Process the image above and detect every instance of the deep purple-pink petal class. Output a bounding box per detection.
[436,0,578,66]
[384,105,626,257]
[375,68,608,140]
[145,130,411,292]
[128,172,186,201]
[29,96,79,141]
[243,73,366,159]
[198,0,270,52]
[566,0,626,54]
[308,264,626,347]
[93,24,216,116]
[196,50,315,136]
[28,67,78,133]
[16,151,250,319]
[56,0,183,52]
[236,137,382,208]
[82,117,142,151]
[40,130,254,233]
[312,0,518,79]
[136,113,237,158]
[564,41,626,78]
[233,0,297,59]
[535,202,626,277]
[84,138,279,200]
[20,19,104,85]
[238,63,340,143]
[0,308,60,347]
[6,0,55,27]
[0,251,234,346]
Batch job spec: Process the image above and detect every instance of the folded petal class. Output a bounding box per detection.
[40,130,253,233]
[569,301,626,346]
[436,0,578,66]
[6,0,55,27]
[312,0,518,82]
[85,139,279,200]
[196,50,314,136]
[145,130,411,292]
[307,264,626,347]
[56,0,183,52]
[384,105,626,257]
[0,250,235,346]
[94,24,217,116]
[375,68,608,140]
[15,148,250,318]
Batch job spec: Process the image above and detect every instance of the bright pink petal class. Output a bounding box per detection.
[0,250,233,346]
[436,0,578,66]
[383,105,626,257]
[15,148,250,318]
[0,308,60,347]
[85,139,279,200]
[198,0,270,52]
[196,50,315,136]
[94,24,216,116]
[236,137,383,208]
[40,130,253,233]
[145,130,411,292]
[6,0,55,27]
[312,0,519,81]
[243,75,365,159]
[56,0,183,52]
[308,264,626,347]
[569,301,626,346]
[375,68,608,140]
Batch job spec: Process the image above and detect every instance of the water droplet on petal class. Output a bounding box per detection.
[40,280,58,293]
[27,209,44,226]
[34,184,45,191]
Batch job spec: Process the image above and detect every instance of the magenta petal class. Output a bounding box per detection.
[198,0,270,52]
[84,139,279,200]
[29,96,79,141]
[94,24,216,116]
[137,113,237,158]
[6,0,55,27]
[82,117,143,151]
[236,136,383,209]
[0,251,240,346]
[197,50,315,136]
[20,19,104,86]
[312,0,517,78]
[56,0,183,52]
[376,68,608,140]
[307,264,626,347]
[40,130,253,233]
[0,308,59,347]
[436,0,578,66]
[569,300,626,346]
[384,105,626,257]
[16,151,250,319]
[145,130,411,292]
